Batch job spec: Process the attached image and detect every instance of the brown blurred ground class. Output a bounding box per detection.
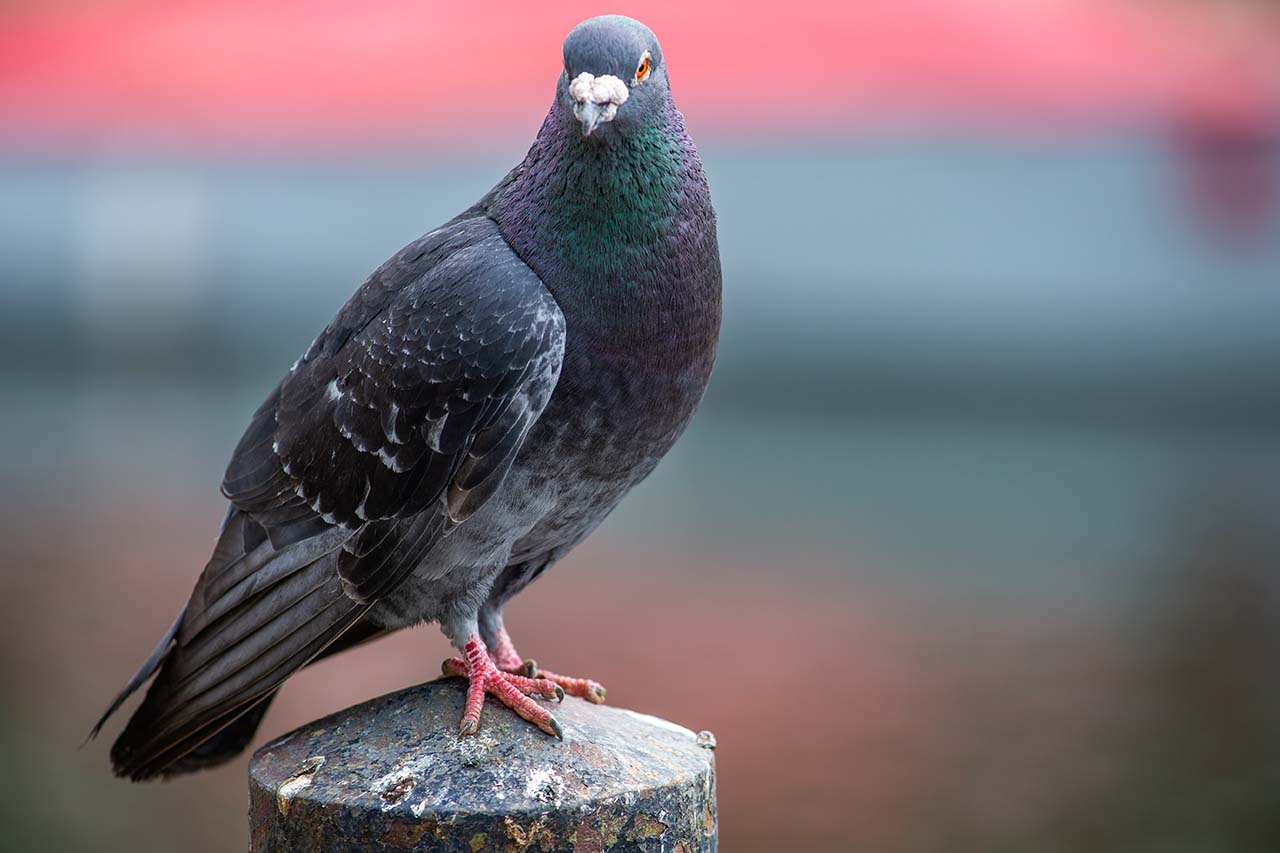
[3,479,1277,852]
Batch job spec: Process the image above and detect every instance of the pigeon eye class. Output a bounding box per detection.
[635,53,652,83]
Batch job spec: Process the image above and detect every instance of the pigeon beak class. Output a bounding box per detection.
[574,101,610,137]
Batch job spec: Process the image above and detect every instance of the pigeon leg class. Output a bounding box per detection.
[487,622,531,673]
[489,623,607,704]
[442,635,564,738]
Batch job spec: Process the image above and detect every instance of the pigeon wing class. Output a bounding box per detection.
[107,216,564,779]
[222,215,566,602]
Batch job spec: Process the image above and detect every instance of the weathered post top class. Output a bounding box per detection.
[249,678,718,852]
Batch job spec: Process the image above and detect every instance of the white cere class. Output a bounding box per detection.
[568,72,629,124]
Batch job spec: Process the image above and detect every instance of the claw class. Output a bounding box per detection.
[536,668,607,704]
[446,636,563,739]
[487,625,607,705]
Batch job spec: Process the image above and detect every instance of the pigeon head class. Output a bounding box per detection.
[559,16,668,138]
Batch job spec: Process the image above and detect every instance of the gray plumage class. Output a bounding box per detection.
[95,14,721,780]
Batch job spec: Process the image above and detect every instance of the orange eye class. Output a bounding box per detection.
[636,53,652,82]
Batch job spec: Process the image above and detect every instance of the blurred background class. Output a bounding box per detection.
[2,0,1280,850]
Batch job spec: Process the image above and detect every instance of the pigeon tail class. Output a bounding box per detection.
[86,606,186,745]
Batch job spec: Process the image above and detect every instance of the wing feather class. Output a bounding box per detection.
[105,215,565,779]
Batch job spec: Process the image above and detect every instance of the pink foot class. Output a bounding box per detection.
[490,624,608,704]
[442,636,564,739]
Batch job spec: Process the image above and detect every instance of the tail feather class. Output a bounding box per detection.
[87,607,186,743]
[157,689,280,777]
[172,553,344,688]
[154,614,390,776]
[95,613,390,778]
[110,558,366,780]
[94,508,385,781]
[129,690,277,779]
[181,513,348,644]
[95,502,412,781]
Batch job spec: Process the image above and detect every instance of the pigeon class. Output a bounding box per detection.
[92,14,721,781]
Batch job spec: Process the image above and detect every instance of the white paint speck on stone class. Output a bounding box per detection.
[620,709,698,739]
[369,752,437,811]
[276,755,325,816]
[524,767,566,806]
[278,773,314,800]
[447,729,497,766]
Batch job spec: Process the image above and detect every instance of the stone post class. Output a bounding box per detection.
[249,678,718,851]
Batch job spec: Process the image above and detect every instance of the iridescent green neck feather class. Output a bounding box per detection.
[490,101,717,320]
